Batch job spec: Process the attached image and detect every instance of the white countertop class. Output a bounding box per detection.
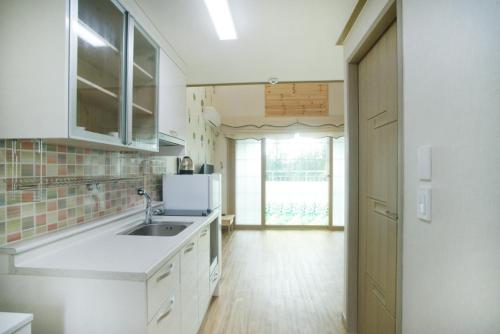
[0,207,218,282]
[0,312,33,334]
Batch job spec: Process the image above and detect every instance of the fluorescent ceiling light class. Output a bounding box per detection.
[203,0,238,40]
[76,21,106,47]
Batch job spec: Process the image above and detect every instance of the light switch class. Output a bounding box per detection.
[417,186,432,222]
[418,145,432,181]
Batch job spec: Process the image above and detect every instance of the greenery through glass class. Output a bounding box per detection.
[265,136,329,225]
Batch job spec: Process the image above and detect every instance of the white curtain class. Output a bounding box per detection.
[220,116,344,140]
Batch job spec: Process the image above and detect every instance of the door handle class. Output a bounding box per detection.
[385,210,398,220]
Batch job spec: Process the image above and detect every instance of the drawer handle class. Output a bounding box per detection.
[200,229,208,237]
[156,263,174,282]
[156,297,175,324]
[184,242,195,253]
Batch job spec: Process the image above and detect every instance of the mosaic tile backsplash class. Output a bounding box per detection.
[0,139,179,246]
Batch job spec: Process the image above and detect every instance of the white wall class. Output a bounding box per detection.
[213,85,265,119]
[402,1,500,332]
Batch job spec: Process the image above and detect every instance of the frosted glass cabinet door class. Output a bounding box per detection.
[129,23,158,149]
[75,0,126,143]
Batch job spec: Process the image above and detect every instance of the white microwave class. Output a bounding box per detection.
[162,174,221,212]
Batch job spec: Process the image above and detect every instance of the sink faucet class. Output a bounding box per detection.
[137,188,152,224]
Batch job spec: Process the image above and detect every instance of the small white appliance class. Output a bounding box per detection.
[162,174,221,214]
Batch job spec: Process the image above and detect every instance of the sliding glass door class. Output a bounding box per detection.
[234,136,344,227]
[265,137,330,226]
[235,139,261,226]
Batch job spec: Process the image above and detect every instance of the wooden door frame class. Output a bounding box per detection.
[343,1,404,333]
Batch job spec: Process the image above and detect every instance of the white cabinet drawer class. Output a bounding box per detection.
[147,253,180,321]
[198,226,210,272]
[148,289,181,334]
[181,237,198,281]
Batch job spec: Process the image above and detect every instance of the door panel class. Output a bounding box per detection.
[365,277,396,334]
[358,21,398,334]
[366,200,397,314]
[369,119,398,211]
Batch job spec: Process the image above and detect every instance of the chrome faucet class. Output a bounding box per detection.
[137,188,153,224]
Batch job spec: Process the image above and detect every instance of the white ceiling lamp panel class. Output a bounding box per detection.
[203,0,238,40]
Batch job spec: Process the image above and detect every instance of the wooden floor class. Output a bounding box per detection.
[199,230,346,334]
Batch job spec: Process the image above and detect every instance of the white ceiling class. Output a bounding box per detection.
[135,0,356,85]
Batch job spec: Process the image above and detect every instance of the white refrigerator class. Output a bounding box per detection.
[162,174,221,214]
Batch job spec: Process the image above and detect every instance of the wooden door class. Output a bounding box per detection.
[358,22,398,334]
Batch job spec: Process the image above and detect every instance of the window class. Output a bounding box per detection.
[266,137,329,226]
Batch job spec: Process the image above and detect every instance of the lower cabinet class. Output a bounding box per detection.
[147,253,181,333]
[180,227,213,333]
[148,289,181,334]
[0,224,216,334]
[181,235,199,334]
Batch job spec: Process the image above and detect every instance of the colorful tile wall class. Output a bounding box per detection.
[0,140,178,245]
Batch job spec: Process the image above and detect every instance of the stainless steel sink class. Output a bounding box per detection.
[124,221,192,237]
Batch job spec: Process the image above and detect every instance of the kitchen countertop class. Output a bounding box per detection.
[0,312,33,334]
[0,206,218,282]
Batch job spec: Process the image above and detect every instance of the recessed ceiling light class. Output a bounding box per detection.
[76,21,106,47]
[203,0,238,40]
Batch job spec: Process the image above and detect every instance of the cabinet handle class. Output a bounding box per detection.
[156,297,175,324]
[184,242,195,253]
[200,229,208,237]
[156,263,174,282]
[211,272,219,283]
[385,210,398,220]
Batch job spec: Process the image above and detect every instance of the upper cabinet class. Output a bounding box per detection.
[72,0,128,147]
[0,0,170,152]
[129,21,159,150]
[158,50,187,146]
